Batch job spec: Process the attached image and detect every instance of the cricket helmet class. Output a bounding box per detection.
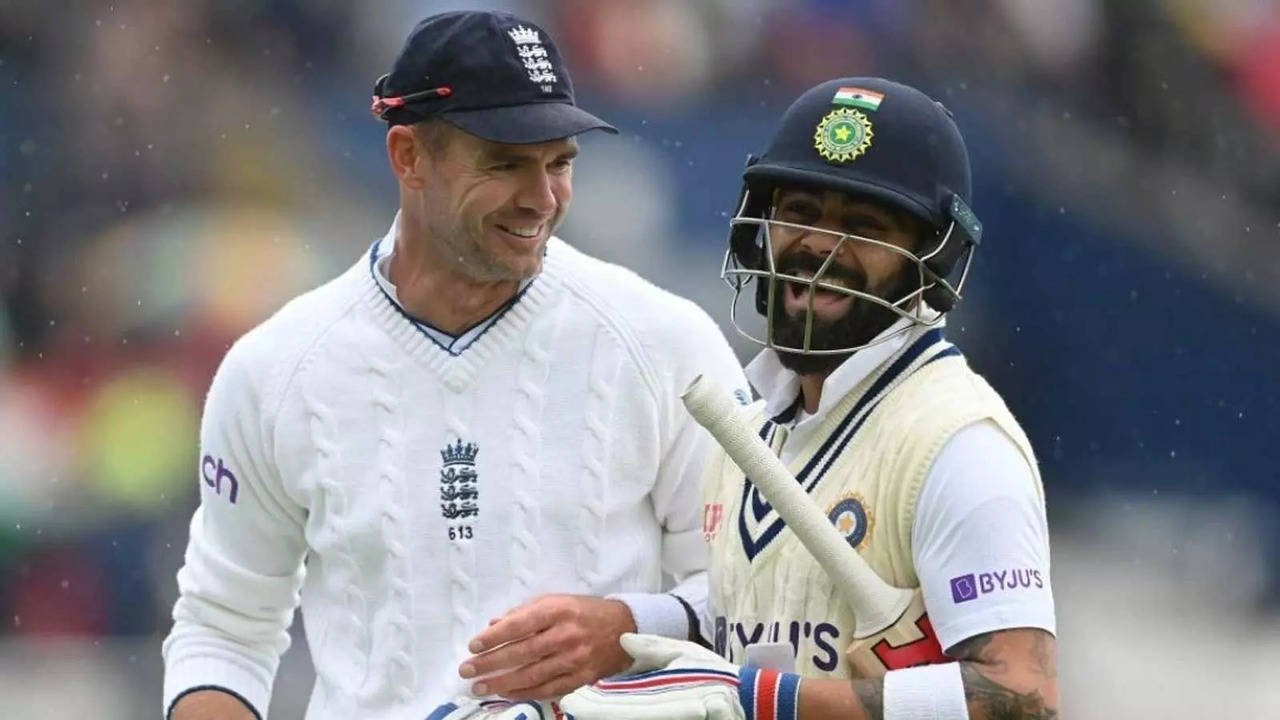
[723,77,983,355]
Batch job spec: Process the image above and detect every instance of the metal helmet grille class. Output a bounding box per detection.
[722,189,975,356]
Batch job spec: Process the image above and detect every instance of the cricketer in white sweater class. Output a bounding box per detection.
[162,221,750,720]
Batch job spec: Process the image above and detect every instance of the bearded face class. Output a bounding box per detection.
[760,189,926,375]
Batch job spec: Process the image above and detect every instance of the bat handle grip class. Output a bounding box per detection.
[682,375,914,638]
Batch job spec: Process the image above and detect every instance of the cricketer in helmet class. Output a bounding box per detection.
[723,77,983,376]
[560,78,1057,720]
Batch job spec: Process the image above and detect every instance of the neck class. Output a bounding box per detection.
[798,372,829,414]
[390,213,520,334]
[776,351,849,415]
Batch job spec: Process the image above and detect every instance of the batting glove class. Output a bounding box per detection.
[559,633,801,720]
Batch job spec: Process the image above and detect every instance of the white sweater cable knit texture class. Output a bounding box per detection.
[162,234,749,720]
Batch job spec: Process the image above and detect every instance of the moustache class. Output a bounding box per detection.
[774,249,867,291]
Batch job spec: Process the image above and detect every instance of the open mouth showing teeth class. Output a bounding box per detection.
[781,270,856,302]
[497,224,541,239]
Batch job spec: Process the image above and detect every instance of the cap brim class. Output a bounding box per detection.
[441,102,617,144]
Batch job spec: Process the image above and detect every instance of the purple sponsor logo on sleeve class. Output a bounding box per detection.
[950,568,1044,603]
[201,454,239,503]
[950,574,978,603]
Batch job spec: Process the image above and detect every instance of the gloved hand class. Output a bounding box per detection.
[425,696,559,720]
[559,633,801,720]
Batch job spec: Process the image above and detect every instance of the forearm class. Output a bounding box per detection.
[958,660,1058,719]
[797,677,881,720]
[797,655,1056,720]
[951,629,1058,720]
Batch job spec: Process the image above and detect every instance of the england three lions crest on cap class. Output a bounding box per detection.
[508,25,558,89]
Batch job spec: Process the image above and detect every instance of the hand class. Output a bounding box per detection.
[459,594,636,700]
[424,696,557,720]
[559,633,801,720]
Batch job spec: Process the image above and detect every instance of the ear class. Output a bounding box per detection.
[386,125,427,189]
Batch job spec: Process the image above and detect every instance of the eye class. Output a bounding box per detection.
[489,162,519,172]
[776,199,821,224]
[842,214,888,238]
[549,157,574,172]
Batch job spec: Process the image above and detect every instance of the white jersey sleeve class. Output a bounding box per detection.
[646,308,750,641]
[912,419,1056,653]
[161,338,309,718]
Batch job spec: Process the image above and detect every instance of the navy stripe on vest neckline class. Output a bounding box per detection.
[737,328,956,561]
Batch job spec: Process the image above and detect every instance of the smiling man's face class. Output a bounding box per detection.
[414,124,579,282]
[764,187,925,372]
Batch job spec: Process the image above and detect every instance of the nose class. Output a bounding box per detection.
[514,168,560,217]
[796,229,845,259]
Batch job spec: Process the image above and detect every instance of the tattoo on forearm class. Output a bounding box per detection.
[852,678,884,720]
[1031,632,1056,680]
[950,630,1059,720]
[959,664,1058,720]
[948,632,996,661]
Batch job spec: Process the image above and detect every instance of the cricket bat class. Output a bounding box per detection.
[682,375,948,676]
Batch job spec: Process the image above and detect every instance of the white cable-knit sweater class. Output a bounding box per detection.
[162,231,750,720]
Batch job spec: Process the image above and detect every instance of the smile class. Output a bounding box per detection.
[780,271,859,313]
[495,223,542,239]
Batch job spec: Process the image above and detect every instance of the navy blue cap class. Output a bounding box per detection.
[744,77,973,231]
[372,11,616,144]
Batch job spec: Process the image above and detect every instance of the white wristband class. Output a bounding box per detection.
[606,592,690,640]
[883,661,969,720]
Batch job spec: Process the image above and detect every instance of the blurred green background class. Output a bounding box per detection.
[2,1,1279,717]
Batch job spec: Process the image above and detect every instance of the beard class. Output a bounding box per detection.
[767,248,919,376]
[433,219,546,283]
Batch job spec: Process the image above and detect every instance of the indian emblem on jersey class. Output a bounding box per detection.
[826,492,873,550]
[813,108,873,164]
[439,439,480,520]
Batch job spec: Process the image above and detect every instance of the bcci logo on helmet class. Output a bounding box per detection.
[813,108,873,164]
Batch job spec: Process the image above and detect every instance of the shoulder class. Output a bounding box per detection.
[912,419,1044,549]
[884,348,1020,434]
[544,238,740,372]
[927,420,1037,502]
[213,257,366,415]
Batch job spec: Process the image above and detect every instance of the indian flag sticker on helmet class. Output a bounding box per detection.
[813,107,874,164]
[832,86,884,112]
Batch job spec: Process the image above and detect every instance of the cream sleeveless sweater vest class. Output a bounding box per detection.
[703,329,1041,677]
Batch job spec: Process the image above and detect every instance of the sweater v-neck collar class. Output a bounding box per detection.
[359,233,558,391]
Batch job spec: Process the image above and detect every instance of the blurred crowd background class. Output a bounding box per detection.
[2,0,1279,717]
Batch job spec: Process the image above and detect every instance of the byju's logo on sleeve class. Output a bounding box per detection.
[950,568,1044,604]
[950,574,978,603]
